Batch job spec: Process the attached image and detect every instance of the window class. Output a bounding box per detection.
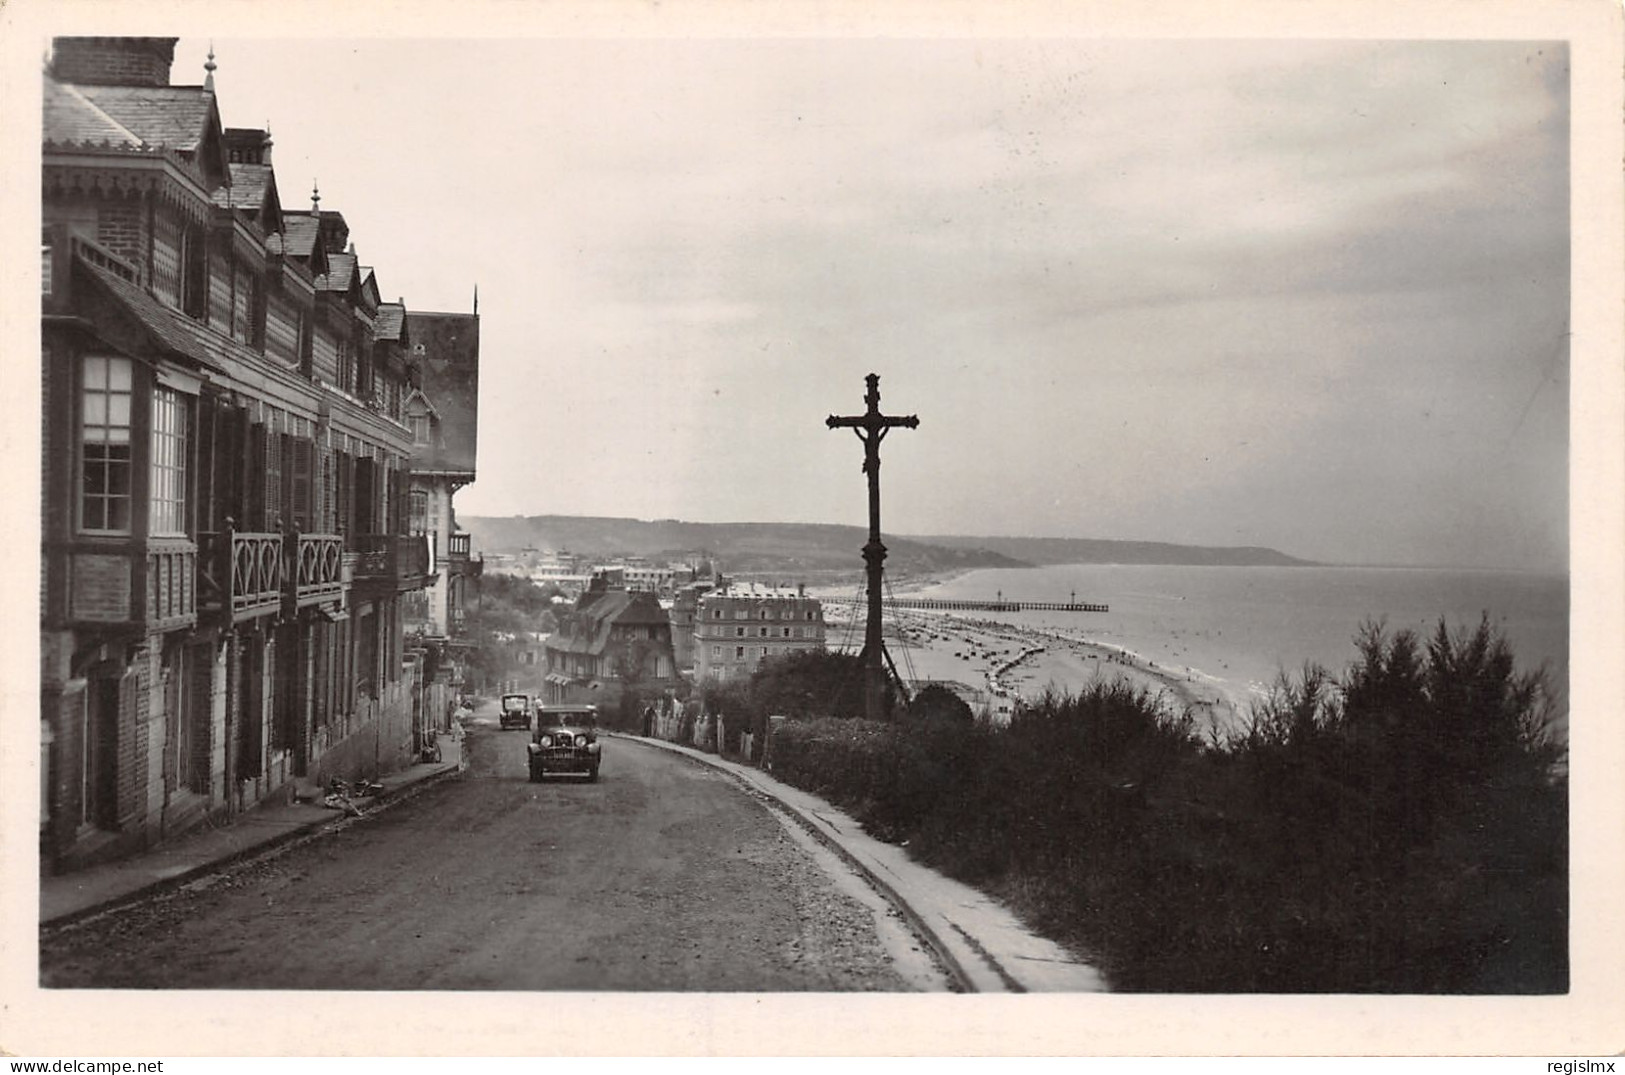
[408,414,430,446]
[735,627,745,638]
[81,356,133,533]
[735,646,745,660]
[759,627,768,638]
[149,386,189,535]
[409,489,429,535]
[713,609,723,619]
[760,609,769,620]
[336,338,352,393]
[806,610,815,620]
[41,234,52,295]
[711,646,721,658]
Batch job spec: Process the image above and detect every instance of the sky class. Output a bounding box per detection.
[154,33,1569,570]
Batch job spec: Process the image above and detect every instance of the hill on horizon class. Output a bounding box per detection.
[913,533,1318,568]
[460,514,1317,573]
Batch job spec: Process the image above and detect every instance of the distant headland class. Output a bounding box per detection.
[459,514,1318,575]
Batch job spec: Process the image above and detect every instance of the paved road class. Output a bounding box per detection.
[40,724,949,990]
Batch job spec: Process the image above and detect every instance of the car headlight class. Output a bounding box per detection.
[540,734,553,747]
[574,734,589,747]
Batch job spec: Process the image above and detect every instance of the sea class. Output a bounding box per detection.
[912,564,1570,716]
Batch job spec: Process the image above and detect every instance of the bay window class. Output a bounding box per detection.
[150,386,189,535]
[80,355,132,533]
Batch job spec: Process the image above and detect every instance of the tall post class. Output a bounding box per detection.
[827,373,919,721]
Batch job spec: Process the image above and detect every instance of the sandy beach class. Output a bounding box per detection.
[817,594,1245,740]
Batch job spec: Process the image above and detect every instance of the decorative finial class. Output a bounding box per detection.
[312,180,320,213]
[473,284,479,316]
[204,42,217,91]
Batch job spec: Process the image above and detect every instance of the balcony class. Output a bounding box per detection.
[199,529,282,622]
[447,532,471,561]
[288,532,343,609]
[353,533,432,593]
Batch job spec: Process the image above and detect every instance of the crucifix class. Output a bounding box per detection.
[827,373,919,722]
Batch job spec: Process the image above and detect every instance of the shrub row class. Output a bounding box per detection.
[760,618,1568,993]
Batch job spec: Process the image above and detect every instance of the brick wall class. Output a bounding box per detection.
[43,680,86,856]
[96,201,146,276]
[115,648,151,829]
[52,38,176,88]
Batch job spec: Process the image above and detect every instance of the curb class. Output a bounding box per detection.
[42,761,464,930]
[607,732,983,993]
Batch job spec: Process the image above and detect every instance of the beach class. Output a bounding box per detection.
[817,593,1245,739]
[806,560,1567,744]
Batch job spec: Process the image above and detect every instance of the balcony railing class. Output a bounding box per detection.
[146,538,197,630]
[289,532,343,609]
[353,533,431,590]
[199,525,345,623]
[447,532,471,561]
[198,529,283,621]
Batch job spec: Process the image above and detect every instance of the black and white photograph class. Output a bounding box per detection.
[5,0,1622,1060]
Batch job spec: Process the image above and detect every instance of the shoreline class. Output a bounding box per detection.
[818,598,1248,740]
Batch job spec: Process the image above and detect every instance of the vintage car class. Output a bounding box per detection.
[499,693,533,730]
[527,705,602,782]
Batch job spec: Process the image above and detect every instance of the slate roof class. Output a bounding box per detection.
[75,255,234,373]
[279,213,322,258]
[374,303,407,341]
[212,162,274,210]
[73,84,214,151]
[545,590,673,658]
[42,76,144,146]
[316,252,356,292]
[409,311,479,474]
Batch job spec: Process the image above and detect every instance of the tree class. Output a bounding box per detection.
[904,682,975,724]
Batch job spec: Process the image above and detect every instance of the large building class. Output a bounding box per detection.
[542,577,679,703]
[38,37,472,873]
[693,584,826,683]
[400,306,481,641]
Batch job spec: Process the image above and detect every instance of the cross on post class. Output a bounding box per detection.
[827,373,919,721]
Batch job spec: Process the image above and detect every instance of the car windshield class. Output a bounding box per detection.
[540,710,595,728]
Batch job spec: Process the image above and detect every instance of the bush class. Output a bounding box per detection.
[758,618,1566,993]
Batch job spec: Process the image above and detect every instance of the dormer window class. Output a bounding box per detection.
[408,414,430,446]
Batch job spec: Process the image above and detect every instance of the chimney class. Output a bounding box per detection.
[223,127,274,166]
[51,37,178,87]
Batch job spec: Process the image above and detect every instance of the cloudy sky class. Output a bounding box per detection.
[164,32,1569,570]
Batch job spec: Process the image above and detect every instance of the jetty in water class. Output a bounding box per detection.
[830,594,1110,614]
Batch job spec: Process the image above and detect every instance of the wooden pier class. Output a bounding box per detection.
[829,595,1110,614]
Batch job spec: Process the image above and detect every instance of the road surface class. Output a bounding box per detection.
[40,723,949,990]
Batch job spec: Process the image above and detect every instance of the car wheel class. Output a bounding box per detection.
[528,760,541,783]
[588,766,599,783]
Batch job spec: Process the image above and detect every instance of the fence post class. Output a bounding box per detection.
[763,715,787,771]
